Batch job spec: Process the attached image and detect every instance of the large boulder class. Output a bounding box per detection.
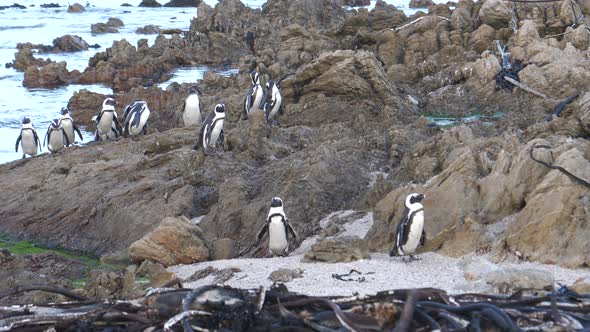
[409,0,435,8]
[136,24,161,34]
[139,0,162,7]
[304,236,369,262]
[67,3,85,12]
[23,61,80,88]
[128,216,210,267]
[52,34,90,52]
[479,0,512,29]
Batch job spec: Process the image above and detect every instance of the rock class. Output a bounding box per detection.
[369,0,407,30]
[40,3,60,8]
[470,24,496,54]
[136,261,178,287]
[107,17,125,27]
[121,3,133,6]
[268,268,304,283]
[571,276,590,294]
[484,268,554,294]
[304,236,369,263]
[451,0,476,32]
[343,0,370,6]
[128,216,209,267]
[163,0,200,6]
[67,3,85,12]
[139,0,162,7]
[184,266,241,284]
[91,23,119,34]
[459,256,498,281]
[136,24,161,34]
[0,3,27,10]
[11,48,52,71]
[0,249,12,264]
[52,34,90,52]
[23,61,80,88]
[210,238,236,260]
[84,269,140,300]
[409,0,435,8]
[100,249,131,266]
[478,0,511,29]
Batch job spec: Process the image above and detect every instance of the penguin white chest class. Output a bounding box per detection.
[48,130,65,152]
[401,210,424,254]
[208,119,223,148]
[268,217,288,255]
[61,119,74,143]
[183,95,201,126]
[98,111,114,136]
[253,85,264,111]
[21,130,37,155]
[268,93,282,120]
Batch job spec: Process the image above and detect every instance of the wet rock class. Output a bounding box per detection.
[84,269,140,300]
[478,0,511,29]
[485,268,554,294]
[23,61,81,88]
[304,236,369,263]
[136,261,178,287]
[164,0,200,6]
[128,216,210,267]
[0,3,27,10]
[11,48,53,71]
[410,0,435,8]
[91,23,119,34]
[268,268,304,283]
[41,3,60,8]
[107,17,125,27]
[136,24,161,34]
[52,34,91,52]
[67,3,85,12]
[139,0,162,7]
[342,0,370,6]
[121,3,133,6]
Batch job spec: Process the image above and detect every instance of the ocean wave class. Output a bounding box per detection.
[0,23,46,31]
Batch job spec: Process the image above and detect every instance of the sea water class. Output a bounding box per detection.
[0,0,440,164]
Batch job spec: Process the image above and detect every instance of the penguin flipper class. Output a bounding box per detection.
[15,133,21,152]
[44,127,50,147]
[74,124,83,141]
[286,219,298,241]
[420,229,426,246]
[243,93,252,119]
[33,130,41,152]
[113,115,122,137]
[256,223,269,243]
[63,130,70,147]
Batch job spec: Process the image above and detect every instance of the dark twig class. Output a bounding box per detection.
[530,144,590,188]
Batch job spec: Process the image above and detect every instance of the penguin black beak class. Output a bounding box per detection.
[419,194,425,201]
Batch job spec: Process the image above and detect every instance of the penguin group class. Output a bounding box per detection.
[241,70,284,124]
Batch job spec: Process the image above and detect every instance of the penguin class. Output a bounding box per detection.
[242,70,264,120]
[183,87,201,127]
[15,116,42,159]
[58,107,83,146]
[256,197,298,256]
[122,100,150,137]
[262,80,283,124]
[93,97,122,141]
[390,193,426,262]
[44,119,69,153]
[194,103,225,156]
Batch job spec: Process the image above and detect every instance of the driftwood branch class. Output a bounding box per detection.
[503,76,549,99]
[0,285,88,301]
[394,16,451,32]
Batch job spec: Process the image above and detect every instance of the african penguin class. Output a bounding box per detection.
[263,80,283,124]
[93,97,122,141]
[256,197,298,257]
[194,103,225,156]
[183,87,202,127]
[242,71,264,120]
[122,100,150,137]
[59,107,83,146]
[390,193,426,262]
[15,116,42,159]
[44,119,69,153]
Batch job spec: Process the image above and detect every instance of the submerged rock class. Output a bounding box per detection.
[67,3,85,12]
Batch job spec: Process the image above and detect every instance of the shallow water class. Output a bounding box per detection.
[0,0,440,164]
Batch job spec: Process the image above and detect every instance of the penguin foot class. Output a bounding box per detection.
[22,154,26,159]
[408,255,421,262]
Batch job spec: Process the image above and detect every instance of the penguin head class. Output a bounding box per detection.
[188,87,199,95]
[405,193,425,207]
[60,107,70,115]
[102,97,116,108]
[270,197,283,208]
[50,119,61,129]
[214,103,225,114]
[22,116,31,124]
[250,71,259,85]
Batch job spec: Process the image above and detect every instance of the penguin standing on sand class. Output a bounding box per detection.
[122,100,150,136]
[44,119,69,153]
[59,107,83,146]
[15,116,42,158]
[263,80,283,124]
[242,71,264,120]
[390,193,426,262]
[183,87,201,127]
[93,97,122,141]
[194,103,225,156]
[256,197,298,257]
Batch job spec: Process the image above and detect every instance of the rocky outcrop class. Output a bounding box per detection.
[67,3,85,12]
[304,236,369,262]
[16,35,95,53]
[478,0,511,29]
[9,48,53,71]
[409,0,435,8]
[164,0,200,6]
[128,216,209,266]
[136,24,161,34]
[139,0,162,7]
[91,18,124,34]
[83,269,140,300]
[23,61,81,88]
